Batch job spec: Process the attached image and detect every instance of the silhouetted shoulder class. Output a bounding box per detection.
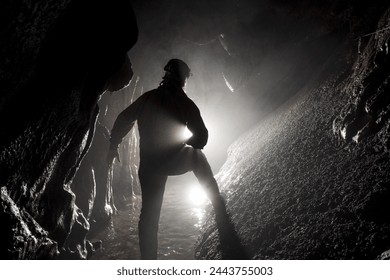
[183,95,201,115]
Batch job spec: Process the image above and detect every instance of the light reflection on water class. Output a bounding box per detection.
[158,174,208,259]
[90,174,208,260]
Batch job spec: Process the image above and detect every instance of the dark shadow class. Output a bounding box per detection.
[213,197,249,260]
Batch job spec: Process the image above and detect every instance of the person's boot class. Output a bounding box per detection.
[211,195,248,259]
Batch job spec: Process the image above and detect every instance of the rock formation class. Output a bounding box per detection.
[0,0,138,259]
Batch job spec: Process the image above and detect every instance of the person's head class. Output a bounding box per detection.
[162,58,191,88]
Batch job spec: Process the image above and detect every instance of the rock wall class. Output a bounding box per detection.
[196,6,390,259]
[333,9,390,146]
[0,0,138,259]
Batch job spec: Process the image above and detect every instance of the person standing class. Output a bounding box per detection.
[107,59,244,259]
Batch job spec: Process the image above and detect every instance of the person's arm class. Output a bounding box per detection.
[186,100,208,149]
[107,94,147,164]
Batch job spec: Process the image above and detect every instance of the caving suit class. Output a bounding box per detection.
[109,80,225,259]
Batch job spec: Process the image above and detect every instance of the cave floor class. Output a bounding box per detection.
[89,174,207,260]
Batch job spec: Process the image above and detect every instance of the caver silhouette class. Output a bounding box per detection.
[108,59,246,259]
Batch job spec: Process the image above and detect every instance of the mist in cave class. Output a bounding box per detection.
[125,0,337,171]
[1,0,390,260]
[87,0,386,259]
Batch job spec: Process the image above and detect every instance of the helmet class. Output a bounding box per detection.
[164,59,191,80]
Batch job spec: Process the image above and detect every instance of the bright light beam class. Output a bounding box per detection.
[183,126,193,140]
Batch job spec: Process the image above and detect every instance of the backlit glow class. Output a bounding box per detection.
[187,185,207,206]
[183,127,193,140]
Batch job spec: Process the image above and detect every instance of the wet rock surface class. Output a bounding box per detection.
[196,9,390,259]
[0,0,138,259]
[333,8,390,146]
[0,187,58,259]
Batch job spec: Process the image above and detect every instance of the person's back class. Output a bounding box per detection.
[137,80,207,162]
[108,58,245,259]
[109,59,208,165]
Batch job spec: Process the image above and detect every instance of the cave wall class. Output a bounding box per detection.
[333,9,390,146]
[0,0,138,259]
[196,6,390,259]
[97,82,143,211]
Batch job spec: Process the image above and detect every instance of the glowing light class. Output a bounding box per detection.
[187,185,207,206]
[183,127,193,140]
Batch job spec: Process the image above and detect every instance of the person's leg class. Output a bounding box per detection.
[164,146,247,258]
[191,150,224,208]
[164,146,224,209]
[191,150,247,259]
[138,166,167,260]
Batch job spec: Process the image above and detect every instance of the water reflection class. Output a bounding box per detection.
[187,185,207,229]
[159,175,208,259]
[192,208,206,228]
[90,174,209,259]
